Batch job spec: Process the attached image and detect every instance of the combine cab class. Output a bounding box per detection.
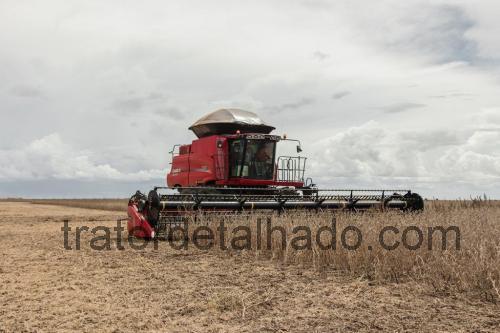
[128,108,424,238]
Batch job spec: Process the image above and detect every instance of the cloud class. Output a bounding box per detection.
[458,1,500,60]
[436,131,500,180]
[313,51,330,61]
[343,2,478,64]
[0,134,164,181]
[9,85,44,98]
[308,120,500,193]
[428,92,475,99]
[473,108,500,128]
[266,98,315,114]
[113,96,145,113]
[153,107,185,120]
[332,91,350,100]
[112,92,187,120]
[377,102,426,114]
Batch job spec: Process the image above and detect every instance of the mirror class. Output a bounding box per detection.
[296,145,302,153]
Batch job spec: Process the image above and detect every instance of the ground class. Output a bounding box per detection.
[0,202,498,332]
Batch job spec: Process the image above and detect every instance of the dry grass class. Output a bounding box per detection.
[29,198,127,211]
[7,197,500,300]
[0,201,498,332]
[187,200,500,301]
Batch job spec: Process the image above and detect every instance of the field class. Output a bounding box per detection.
[0,199,499,332]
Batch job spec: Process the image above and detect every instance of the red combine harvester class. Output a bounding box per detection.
[127,109,424,238]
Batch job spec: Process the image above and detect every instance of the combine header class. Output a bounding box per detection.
[127,109,424,238]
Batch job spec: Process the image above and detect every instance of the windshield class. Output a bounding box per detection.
[229,139,276,180]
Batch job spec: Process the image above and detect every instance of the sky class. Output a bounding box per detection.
[1,0,500,198]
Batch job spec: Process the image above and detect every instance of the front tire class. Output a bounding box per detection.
[147,190,161,228]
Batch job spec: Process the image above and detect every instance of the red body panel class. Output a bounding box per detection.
[167,136,221,187]
[215,178,303,187]
[167,134,304,188]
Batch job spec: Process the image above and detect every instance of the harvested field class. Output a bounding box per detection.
[0,200,499,332]
[0,198,128,212]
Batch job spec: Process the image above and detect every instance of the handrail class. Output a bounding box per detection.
[276,156,307,183]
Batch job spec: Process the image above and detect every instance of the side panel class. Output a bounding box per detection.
[167,145,191,187]
[188,136,218,185]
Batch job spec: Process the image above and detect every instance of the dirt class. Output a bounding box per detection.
[0,202,498,332]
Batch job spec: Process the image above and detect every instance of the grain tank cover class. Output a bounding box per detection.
[189,108,275,138]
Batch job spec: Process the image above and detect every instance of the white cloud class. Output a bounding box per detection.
[308,112,500,195]
[0,134,164,181]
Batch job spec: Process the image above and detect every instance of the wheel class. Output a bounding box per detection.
[404,192,424,211]
[147,190,161,227]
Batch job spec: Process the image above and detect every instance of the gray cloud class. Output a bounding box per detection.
[9,85,44,98]
[388,5,477,63]
[377,102,426,114]
[153,107,185,120]
[398,130,466,151]
[267,98,315,114]
[428,92,475,99]
[342,3,478,64]
[313,51,330,61]
[112,93,185,120]
[148,92,164,100]
[414,5,477,63]
[332,91,350,100]
[113,97,145,114]
[301,0,331,10]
